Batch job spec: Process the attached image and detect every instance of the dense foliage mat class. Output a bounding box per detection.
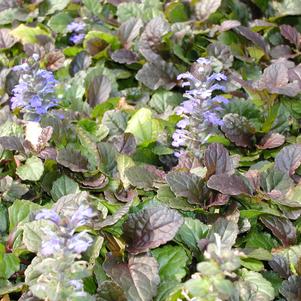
[1,0,301,300]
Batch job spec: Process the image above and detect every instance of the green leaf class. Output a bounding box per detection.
[48,12,72,33]
[116,154,135,189]
[8,199,42,231]
[175,217,208,257]
[22,220,56,253]
[40,0,70,15]
[149,91,182,114]
[240,269,275,300]
[10,24,50,44]
[16,156,44,181]
[125,108,163,146]
[152,245,189,282]
[0,253,20,279]
[166,172,204,204]
[50,175,80,201]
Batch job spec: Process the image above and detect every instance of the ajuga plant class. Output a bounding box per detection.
[172,58,229,157]
[10,55,58,121]
[3,1,301,301]
[24,204,95,301]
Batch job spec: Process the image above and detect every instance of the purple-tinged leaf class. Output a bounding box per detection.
[260,168,294,199]
[208,218,238,248]
[280,24,300,48]
[269,254,291,279]
[207,174,254,196]
[94,200,133,230]
[57,147,89,172]
[195,0,221,22]
[257,133,285,149]
[0,28,18,49]
[204,143,234,178]
[135,61,177,90]
[166,171,204,204]
[254,59,301,97]
[125,165,162,190]
[0,136,25,153]
[275,144,301,176]
[221,114,255,148]
[97,280,127,301]
[103,254,160,301]
[260,215,296,247]
[80,174,109,189]
[279,276,301,300]
[88,75,111,108]
[111,133,136,155]
[69,51,91,77]
[45,50,65,71]
[118,18,143,48]
[235,26,269,55]
[123,204,183,254]
[139,16,169,63]
[111,49,138,64]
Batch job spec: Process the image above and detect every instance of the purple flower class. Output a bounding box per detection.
[69,280,83,290]
[35,209,60,225]
[203,111,224,126]
[10,56,58,120]
[68,232,93,254]
[172,57,229,154]
[70,206,95,229]
[67,21,86,33]
[40,234,63,256]
[70,33,85,45]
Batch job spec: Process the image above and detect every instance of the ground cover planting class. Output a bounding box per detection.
[1,0,301,300]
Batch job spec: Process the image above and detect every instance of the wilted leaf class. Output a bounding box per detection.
[221,113,255,148]
[195,0,221,21]
[0,28,18,49]
[57,147,89,172]
[275,144,301,176]
[16,156,44,181]
[207,174,253,196]
[123,204,183,254]
[88,75,112,108]
[260,215,296,246]
[103,254,160,301]
[257,133,285,149]
[166,171,204,204]
[204,143,234,178]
